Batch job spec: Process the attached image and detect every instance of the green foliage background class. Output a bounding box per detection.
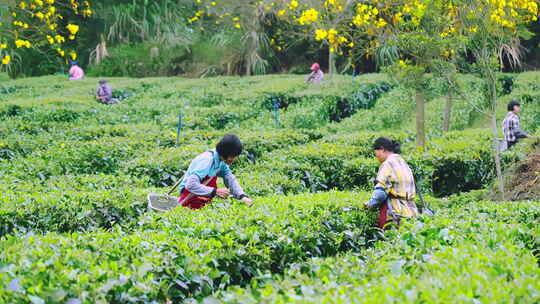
[11,0,540,78]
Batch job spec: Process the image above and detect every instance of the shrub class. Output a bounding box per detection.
[213,198,540,303]
[87,42,190,77]
[0,191,376,302]
[326,81,394,122]
[0,187,148,237]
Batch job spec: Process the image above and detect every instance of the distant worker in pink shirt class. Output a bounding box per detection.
[306,62,324,84]
[69,61,84,80]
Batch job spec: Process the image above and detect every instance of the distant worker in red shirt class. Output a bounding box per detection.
[306,62,324,84]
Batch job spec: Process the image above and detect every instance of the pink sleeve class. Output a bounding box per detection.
[69,67,84,79]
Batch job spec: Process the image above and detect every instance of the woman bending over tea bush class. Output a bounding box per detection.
[364,137,419,229]
[177,134,253,209]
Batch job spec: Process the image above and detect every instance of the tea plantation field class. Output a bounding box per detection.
[0,73,539,303]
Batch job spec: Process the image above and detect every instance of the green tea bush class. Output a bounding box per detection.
[504,72,540,132]
[261,91,302,110]
[183,105,263,130]
[0,132,57,160]
[123,130,318,187]
[0,85,26,98]
[280,98,331,130]
[0,187,148,237]
[2,138,139,180]
[0,73,536,304]
[0,191,376,302]
[213,198,540,303]
[410,130,520,196]
[326,88,415,134]
[326,81,394,122]
[122,145,207,187]
[240,130,506,197]
[0,104,24,118]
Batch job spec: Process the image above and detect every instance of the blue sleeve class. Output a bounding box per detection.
[223,173,245,199]
[185,174,215,197]
[188,154,213,180]
[217,162,232,178]
[367,187,388,208]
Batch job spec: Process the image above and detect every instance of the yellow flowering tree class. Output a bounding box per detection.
[455,0,539,197]
[273,0,360,75]
[378,0,466,148]
[268,0,391,75]
[187,0,277,75]
[188,0,389,75]
[0,0,92,76]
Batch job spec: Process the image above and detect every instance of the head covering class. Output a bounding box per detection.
[70,61,78,66]
[310,63,320,71]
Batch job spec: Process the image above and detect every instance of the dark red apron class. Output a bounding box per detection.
[177,176,218,210]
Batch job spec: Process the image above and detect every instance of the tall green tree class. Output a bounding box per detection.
[377,0,465,148]
[0,0,92,77]
[456,0,539,198]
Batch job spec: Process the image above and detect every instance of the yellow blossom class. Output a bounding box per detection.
[2,55,11,65]
[66,24,79,35]
[298,8,319,25]
[315,29,327,40]
[15,39,31,48]
[54,35,65,43]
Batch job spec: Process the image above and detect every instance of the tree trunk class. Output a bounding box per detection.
[328,50,336,77]
[443,90,453,134]
[488,78,505,199]
[245,58,252,76]
[415,89,426,149]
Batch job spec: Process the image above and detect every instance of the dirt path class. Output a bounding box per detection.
[505,146,540,201]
